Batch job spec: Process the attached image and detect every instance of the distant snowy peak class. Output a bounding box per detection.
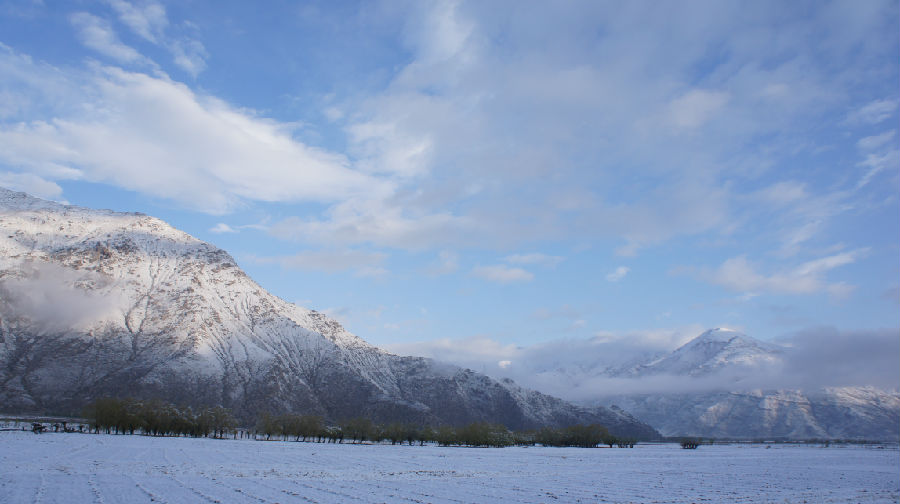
[633,328,782,377]
[693,327,744,343]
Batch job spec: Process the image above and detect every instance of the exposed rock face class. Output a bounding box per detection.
[0,188,657,438]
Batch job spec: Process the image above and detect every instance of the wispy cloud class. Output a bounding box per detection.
[846,98,899,125]
[425,250,459,276]
[269,201,471,249]
[250,249,387,276]
[504,253,564,268]
[70,12,146,64]
[856,148,899,190]
[857,130,896,151]
[667,89,729,130]
[104,0,167,44]
[606,266,630,282]
[209,222,237,234]
[104,0,207,76]
[702,249,868,296]
[472,264,533,284]
[1,0,896,276]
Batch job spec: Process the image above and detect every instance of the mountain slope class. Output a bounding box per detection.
[0,188,657,438]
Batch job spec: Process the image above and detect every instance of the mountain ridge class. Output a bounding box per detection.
[0,187,657,438]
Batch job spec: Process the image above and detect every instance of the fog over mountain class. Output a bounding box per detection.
[390,328,900,439]
[388,327,899,399]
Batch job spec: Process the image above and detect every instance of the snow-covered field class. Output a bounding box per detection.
[1,431,897,503]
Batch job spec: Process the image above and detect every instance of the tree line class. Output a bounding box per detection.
[83,397,235,438]
[82,397,636,448]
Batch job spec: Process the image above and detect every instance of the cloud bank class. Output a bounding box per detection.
[387,327,900,402]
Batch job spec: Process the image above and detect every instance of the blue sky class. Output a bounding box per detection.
[0,0,897,364]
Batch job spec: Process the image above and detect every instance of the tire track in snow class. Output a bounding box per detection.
[263,478,371,502]
[32,473,46,504]
[205,477,284,504]
[246,479,320,503]
[87,474,104,504]
[168,475,223,503]
[128,475,167,504]
[359,479,472,504]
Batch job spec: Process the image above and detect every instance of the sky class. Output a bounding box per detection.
[0,0,897,381]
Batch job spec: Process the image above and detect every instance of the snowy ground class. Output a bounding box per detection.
[1,431,897,503]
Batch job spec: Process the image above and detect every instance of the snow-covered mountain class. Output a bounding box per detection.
[0,188,657,437]
[415,326,897,440]
[626,328,782,378]
[604,386,900,440]
[592,329,900,440]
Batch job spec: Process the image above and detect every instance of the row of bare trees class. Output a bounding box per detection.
[83,398,235,438]
[254,413,635,448]
[520,424,635,448]
[82,397,633,448]
[254,414,518,447]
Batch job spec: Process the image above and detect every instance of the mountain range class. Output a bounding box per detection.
[0,188,657,438]
[572,328,899,440]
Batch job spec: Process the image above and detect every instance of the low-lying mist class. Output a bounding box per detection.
[386,327,900,402]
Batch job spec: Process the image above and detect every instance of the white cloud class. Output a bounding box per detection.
[504,253,564,268]
[354,265,389,279]
[426,250,459,275]
[105,0,167,43]
[471,264,533,283]
[705,249,868,296]
[318,0,897,256]
[348,117,435,178]
[409,0,474,64]
[4,1,897,261]
[847,98,898,125]
[69,12,146,64]
[209,222,236,234]
[0,171,62,200]
[756,181,808,206]
[667,89,729,129]
[532,305,581,321]
[857,130,896,151]
[104,0,207,77]
[269,199,473,249]
[0,261,128,332]
[0,55,383,214]
[606,266,630,282]
[856,148,900,189]
[169,39,208,77]
[252,249,387,274]
[792,250,863,277]
[323,107,343,122]
[746,181,854,257]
